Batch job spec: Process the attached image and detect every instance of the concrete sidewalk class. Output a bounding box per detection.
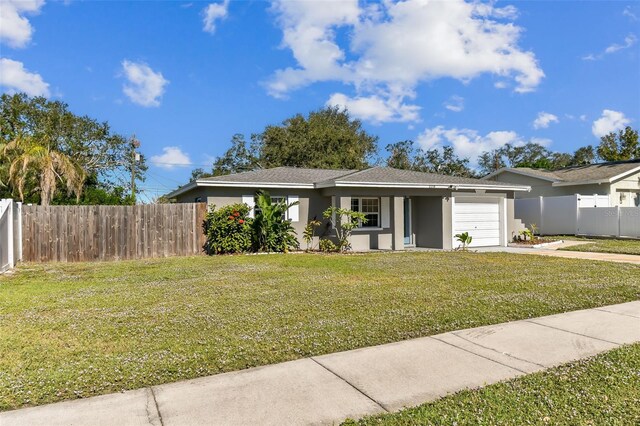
[2,301,639,426]
[476,246,640,264]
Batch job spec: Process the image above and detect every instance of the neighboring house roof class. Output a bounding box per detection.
[167,166,530,198]
[483,159,640,187]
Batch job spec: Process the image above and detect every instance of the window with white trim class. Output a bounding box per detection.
[254,195,288,219]
[351,197,380,228]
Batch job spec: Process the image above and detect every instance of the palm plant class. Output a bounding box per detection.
[251,190,299,252]
[3,135,86,205]
[454,232,473,251]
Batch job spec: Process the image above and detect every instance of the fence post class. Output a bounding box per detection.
[616,205,621,238]
[575,194,580,235]
[7,199,14,269]
[15,202,22,262]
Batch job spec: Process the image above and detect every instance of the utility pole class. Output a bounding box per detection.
[130,135,141,204]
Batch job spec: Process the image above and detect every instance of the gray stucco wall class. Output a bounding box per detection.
[175,185,518,250]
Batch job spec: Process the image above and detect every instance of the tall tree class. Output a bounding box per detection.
[571,145,596,166]
[0,93,146,204]
[211,133,260,176]
[4,135,85,205]
[478,149,506,175]
[597,126,639,161]
[256,106,377,169]
[385,140,415,170]
[385,140,475,177]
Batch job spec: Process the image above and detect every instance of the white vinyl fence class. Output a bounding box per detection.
[514,194,639,238]
[0,199,22,273]
[577,207,640,238]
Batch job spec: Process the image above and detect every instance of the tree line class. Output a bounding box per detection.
[193,106,639,180]
[0,93,146,205]
[1,94,637,206]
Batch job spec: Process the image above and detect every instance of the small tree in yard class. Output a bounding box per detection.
[203,204,252,254]
[322,207,367,251]
[454,232,473,251]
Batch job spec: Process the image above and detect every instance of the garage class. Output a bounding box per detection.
[453,198,502,247]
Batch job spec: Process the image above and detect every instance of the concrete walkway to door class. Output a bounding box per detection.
[1,301,639,426]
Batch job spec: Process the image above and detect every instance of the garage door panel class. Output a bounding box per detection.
[455,203,499,213]
[454,222,500,231]
[456,229,501,239]
[454,200,501,247]
[455,212,500,222]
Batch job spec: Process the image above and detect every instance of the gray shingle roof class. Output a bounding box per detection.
[329,167,514,187]
[166,166,530,197]
[499,160,640,183]
[199,167,355,185]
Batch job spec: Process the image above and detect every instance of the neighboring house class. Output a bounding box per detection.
[168,166,530,250]
[483,159,640,207]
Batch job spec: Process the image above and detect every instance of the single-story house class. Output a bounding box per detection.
[483,159,640,207]
[168,166,530,250]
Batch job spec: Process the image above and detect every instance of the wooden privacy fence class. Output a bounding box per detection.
[21,203,208,262]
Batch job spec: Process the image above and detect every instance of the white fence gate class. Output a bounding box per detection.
[514,194,639,238]
[0,199,22,273]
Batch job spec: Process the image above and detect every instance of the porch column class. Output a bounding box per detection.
[442,196,453,250]
[392,196,404,250]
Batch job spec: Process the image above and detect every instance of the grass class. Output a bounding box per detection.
[1,252,639,411]
[344,343,640,425]
[557,236,640,256]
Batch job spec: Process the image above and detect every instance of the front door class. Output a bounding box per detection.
[404,197,412,245]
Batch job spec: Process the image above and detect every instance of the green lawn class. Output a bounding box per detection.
[344,343,640,425]
[558,236,640,256]
[1,252,639,411]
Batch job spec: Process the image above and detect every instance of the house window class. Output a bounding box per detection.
[351,197,380,228]
[254,195,287,218]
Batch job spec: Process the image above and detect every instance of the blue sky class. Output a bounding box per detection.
[1,0,639,202]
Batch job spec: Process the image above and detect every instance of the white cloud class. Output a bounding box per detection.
[268,0,544,123]
[583,33,637,60]
[417,126,527,164]
[592,109,631,137]
[444,95,464,112]
[121,60,169,107]
[0,58,50,96]
[0,0,45,48]
[203,0,229,34]
[326,92,420,123]
[150,147,192,169]
[604,34,637,53]
[623,6,637,21]
[532,111,559,129]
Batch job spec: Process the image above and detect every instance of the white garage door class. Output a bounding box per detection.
[453,199,501,247]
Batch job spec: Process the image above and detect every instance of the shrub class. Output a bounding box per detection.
[319,238,338,252]
[203,203,252,254]
[322,206,367,251]
[251,190,299,253]
[303,219,321,251]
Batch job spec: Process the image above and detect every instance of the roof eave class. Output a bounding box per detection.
[331,181,530,191]
[551,179,609,187]
[166,181,198,198]
[607,165,640,183]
